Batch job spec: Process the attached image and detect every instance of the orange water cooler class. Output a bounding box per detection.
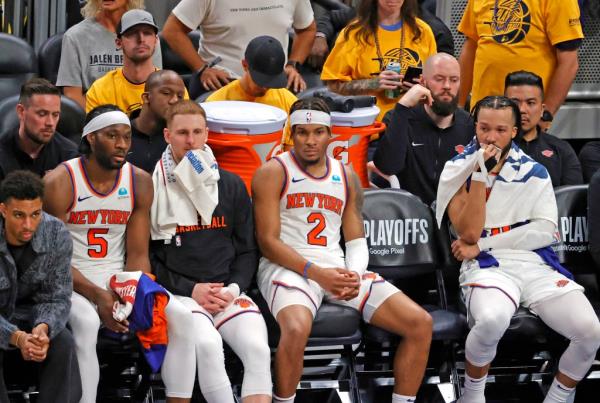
[201,101,287,193]
[329,106,385,187]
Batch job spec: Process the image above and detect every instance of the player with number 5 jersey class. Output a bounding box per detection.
[43,105,196,403]
[252,97,433,403]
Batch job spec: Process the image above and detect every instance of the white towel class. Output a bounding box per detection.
[435,138,557,229]
[151,145,220,240]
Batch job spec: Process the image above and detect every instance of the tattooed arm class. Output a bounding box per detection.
[326,69,403,96]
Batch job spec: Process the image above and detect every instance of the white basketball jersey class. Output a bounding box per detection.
[274,151,348,262]
[63,157,135,287]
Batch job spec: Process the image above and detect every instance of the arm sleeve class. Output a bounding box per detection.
[312,2,335,40]
[544,0,584,45]
[477,219,557,251]
[56,30,83,87]
[559,140,584,185]
[228,176,258,293]
[589,171,600,267]
[373,104,412,175]
[171,0,210,31]
[293,0,315,30]
[31,223,73,339]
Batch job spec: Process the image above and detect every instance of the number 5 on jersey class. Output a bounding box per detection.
[307,212,327,246]
[87,228,109,258]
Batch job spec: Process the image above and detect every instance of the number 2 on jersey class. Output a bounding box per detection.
[87,228,109,258]
[307,212,327,246]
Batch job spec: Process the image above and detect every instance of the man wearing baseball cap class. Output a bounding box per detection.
[206,35,297,150]
[85,9,162,115]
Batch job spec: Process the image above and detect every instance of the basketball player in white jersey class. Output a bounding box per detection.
[42,105,196,403]
[252,98,433,403]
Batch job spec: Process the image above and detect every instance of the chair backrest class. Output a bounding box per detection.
[0,94,85,144]
[37,33,64,85]
[58,96,86,144]
[0,33,37,99]
[362,189,438,279]
[552,185,591,271]
[159,30,201,89]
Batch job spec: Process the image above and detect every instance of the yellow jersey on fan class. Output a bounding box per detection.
[321,18,437,121]
[458,0,583,106]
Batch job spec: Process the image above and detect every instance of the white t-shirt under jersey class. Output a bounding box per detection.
[172,0,314,78]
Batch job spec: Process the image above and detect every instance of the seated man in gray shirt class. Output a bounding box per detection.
[57,0,162,109]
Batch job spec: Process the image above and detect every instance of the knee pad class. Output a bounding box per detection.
[466,309,512,367]
[238,338,272,397]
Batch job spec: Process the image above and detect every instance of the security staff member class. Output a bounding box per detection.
[504,70,583,187]
[374,53,473,205]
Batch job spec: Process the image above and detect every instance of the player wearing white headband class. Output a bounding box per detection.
[252,97,433,403]
[43,105,197,403]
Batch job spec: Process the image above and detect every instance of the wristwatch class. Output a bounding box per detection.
[285,60,301,71]
[541,109,554,122]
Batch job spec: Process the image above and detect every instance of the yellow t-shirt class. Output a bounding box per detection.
[85,68,189,115]
[321,18,437,121]
[458,0,583,107]
[206,79,298,146]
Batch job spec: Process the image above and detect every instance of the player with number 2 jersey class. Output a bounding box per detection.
[252,98,433,403]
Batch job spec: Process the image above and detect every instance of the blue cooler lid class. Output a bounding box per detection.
[200,101,288,134]
[330,105,380,127]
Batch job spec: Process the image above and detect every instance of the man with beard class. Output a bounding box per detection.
[373,52,473,205]
[43,105,196,403]
[0,79,78,182]
[128,70,186,173]
[504,70,582,187]
[86,9,161,115]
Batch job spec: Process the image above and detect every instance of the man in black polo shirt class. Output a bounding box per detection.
[0,79,78,182]
[373,52,473,205]
[127,70,186,173]
[504,70,583,187]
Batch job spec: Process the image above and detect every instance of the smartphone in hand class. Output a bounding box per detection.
[403,66,423,84]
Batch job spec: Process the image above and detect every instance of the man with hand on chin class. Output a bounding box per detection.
[437,96,600,403]
[374,52,473,205]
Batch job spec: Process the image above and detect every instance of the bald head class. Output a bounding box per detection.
[141,70,186,121]
[423,53,460,81]
[422,53,460,117]
[145,70,185,92]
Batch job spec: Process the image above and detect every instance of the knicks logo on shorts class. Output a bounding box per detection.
[234,298,255,309]
[556,279,569,288]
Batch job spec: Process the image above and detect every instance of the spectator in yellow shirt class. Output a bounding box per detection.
[321,0,437,121]
[206,36,297,149]
[457,0,583,124]
[86,9,160,115]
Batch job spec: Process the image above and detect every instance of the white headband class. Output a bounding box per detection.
[82,111,131,137]
[289,109,331,127]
